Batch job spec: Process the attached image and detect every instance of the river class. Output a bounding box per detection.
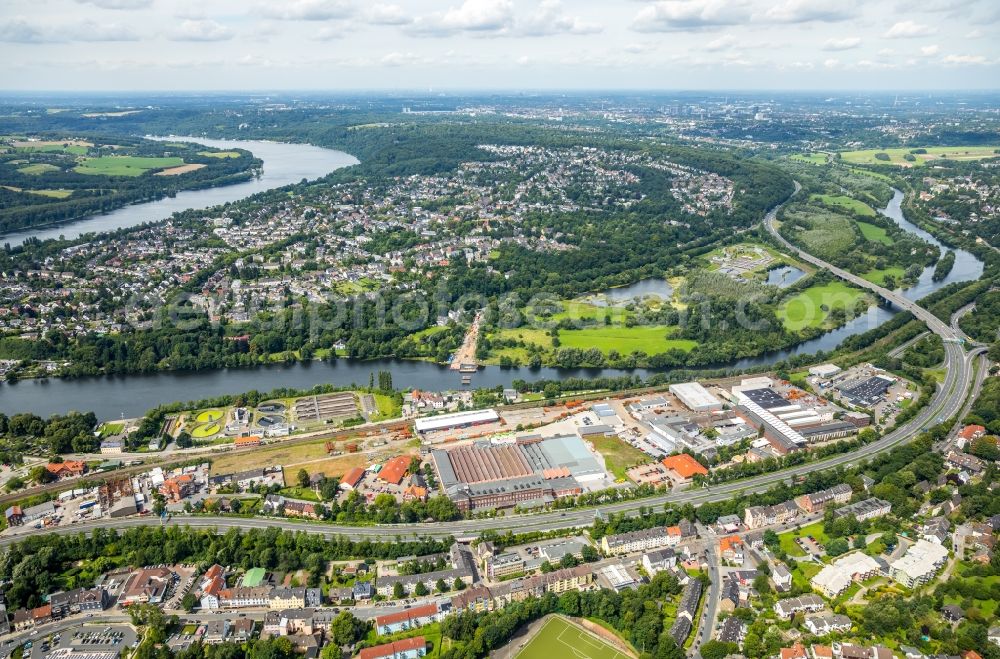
[0,185,983,418]
[0,137,359,245]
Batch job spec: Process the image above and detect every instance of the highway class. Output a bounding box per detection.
[0,187,983,549]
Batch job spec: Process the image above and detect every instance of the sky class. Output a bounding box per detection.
[2,0,999,91]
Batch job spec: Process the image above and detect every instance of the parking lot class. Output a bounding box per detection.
[24,623,137,659]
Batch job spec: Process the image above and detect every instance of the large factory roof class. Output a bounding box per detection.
[669,382,723,411]
[414,409,499,433]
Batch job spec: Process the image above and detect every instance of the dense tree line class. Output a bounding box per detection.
[0,526,452,610]
[438,571,686,659]
[0,135,259,233]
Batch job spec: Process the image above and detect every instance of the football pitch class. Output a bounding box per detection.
[514,617,632,659]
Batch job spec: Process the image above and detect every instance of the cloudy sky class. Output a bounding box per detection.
[2,0,999,91]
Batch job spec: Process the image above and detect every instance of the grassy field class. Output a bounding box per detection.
[206,433,390,482]
[372,393,402,419]
[74,155,184,177]
[857,221,893,245]
[861,266,905,286]
[28,188,73,199]
[514,616,632,659]
[779,522,831,557]
[17,163,61,175]
[558,326,697,355]
[282,454,369,483]
[811,194,876,217]
[840,145,1000,167]
[588,435,649,480]
[199,150,241,158]
[15,143,89,155]
[791,153,828,165]
[776,281,868,331]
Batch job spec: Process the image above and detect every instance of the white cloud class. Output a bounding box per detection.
[624,42,655,54]
[632,0,750,33]
[169,19,234,41]
[441,0,514,31]
[884,20,936,38]
[516,55,531,65]
[0,16,139,42]
[942,53,989,64]
[75,0,152,8]
[407,0,514,36]
[259,0,354,21]
[822,36,861,51]
[381,51,419,66]
[823,57,840,68]
[520,0,602,36]
[366,4,411,26]
[763,0,854,24]
[704,34,737,51]
[314,25,346,40]
[920,44,940,56]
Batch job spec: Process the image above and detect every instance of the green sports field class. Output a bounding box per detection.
[515,617,632,659]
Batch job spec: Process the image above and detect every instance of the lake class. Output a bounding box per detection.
[0,188,983,418]
[0,137,358,245]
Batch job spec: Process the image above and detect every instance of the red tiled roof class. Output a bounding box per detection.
[959,425,985,439]
[661,454,708,479]
[358,636,426,659]
[342,467,365,487]
[375,603,438,628]
[378,455,412,485]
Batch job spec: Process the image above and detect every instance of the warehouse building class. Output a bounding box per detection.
[840,375,895,408]
[432,434,608,511]
[669,382,723,412]
[414,409,499,434]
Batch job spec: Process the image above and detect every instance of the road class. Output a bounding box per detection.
[693,543,720,657]
[0,185,982,551]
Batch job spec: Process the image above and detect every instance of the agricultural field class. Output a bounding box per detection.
[811,194,876,217]
[559,326,696,355]
[74,155,184,176]
[17,163,61,175]
[857,221,893,245]
[513,616,633,659]
[493,325,695,356]
[839,145,1000,167]
[776,281,868,331]
[199,150,242,158]
[791,153,828,165]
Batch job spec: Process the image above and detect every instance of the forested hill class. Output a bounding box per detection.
[1,105,794,232]
[0,134,260,234]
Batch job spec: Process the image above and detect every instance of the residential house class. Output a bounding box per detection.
[357,636,427,659]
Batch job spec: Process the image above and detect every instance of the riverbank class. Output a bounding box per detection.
[0,136,358,245]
